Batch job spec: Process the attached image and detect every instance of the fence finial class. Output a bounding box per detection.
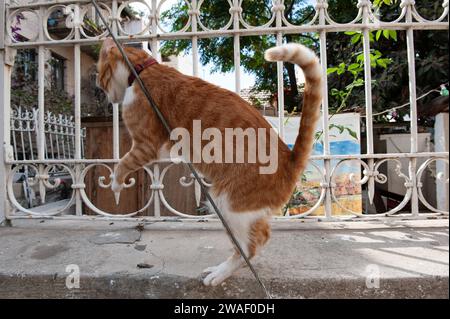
[357,0,372,9]
[315,0,329,10]
[400,0,416,9]
[271,0,285,13]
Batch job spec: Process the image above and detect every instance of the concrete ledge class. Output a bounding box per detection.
[0,219,448,298]
[1,273,448,299]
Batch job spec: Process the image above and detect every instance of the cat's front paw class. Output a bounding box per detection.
[202,262,235,286]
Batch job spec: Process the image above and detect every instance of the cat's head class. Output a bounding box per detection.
[96,38,149,103]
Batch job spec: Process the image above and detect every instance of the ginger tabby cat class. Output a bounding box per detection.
[97,38,322,286]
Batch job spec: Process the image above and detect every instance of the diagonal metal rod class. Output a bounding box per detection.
[91,0,271,299]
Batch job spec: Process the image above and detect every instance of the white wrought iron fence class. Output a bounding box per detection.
[0,0,448,222]
[10,107,86,161]
[9,106,85,210]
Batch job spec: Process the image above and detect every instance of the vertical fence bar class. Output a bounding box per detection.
[149,0,160,217]
[0,0,12,223]
[11,115,17,160]
[191,0,199,77]
[27,111,34,160]
[111,0,118,35]
[49,115,55,159]
[74,88,81,159]
[19,109,25,160]
[318,1,332,219]
[110,0,121,214]
[36,5,46,204]
[0,0,3,52]
[232,0,241,93]
[0,56,10,223]
[153,163,161,218]
[112,104,120,160]
[361,1,376,209]
[55,119,61,158]
[404,1,419,216]
[74,45,82,216]
[275,0,284,140]
[74,4,82,215]
[150,0,159,60]
[37,49,45,160]
[111,0,120,161]
[60,114,66,158]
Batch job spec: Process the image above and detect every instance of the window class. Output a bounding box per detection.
[14,49,37,82]
[49,52,65,91]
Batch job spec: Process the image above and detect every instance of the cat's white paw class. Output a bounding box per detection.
[203,270,231,286]
[202,258,242,286]
[202,266,218,274]
[203,267,231,286]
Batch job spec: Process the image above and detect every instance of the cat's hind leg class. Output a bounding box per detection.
[202,198,271,286]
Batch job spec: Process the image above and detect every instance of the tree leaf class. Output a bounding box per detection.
[389,30,397,41]
[377,59,387,68]
[351,34,361,44]
[348,63,360,71]
[376,30,382,41]
[327,67,338,74]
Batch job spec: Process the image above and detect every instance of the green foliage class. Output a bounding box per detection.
[373,0,399,8]
[123,4,146,18]
[327,45,392,113]
[326,0,447,124]
[158,0,446,124]
[11,81,74,115]
[160,0,317,112]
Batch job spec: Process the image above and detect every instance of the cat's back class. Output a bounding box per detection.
[159,65,273,131]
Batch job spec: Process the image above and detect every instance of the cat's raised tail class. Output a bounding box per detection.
[264,43,323,175]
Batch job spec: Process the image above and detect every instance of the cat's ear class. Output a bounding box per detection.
[101,37,116,57]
